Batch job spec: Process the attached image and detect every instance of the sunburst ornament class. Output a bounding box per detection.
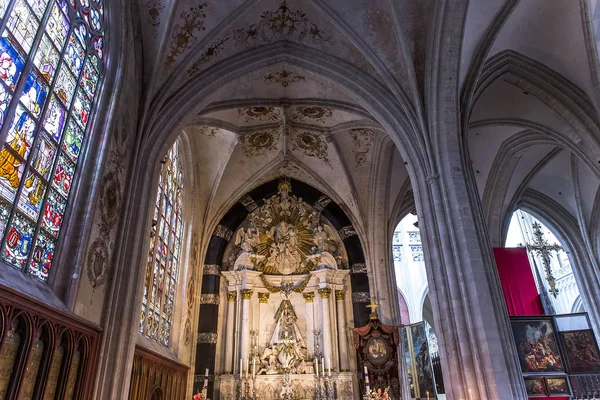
[232,180,341,275]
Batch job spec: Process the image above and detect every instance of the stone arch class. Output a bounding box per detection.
[517,188,600,337]
[194,178,369,392]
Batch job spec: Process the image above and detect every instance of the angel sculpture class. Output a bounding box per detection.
[232,226,265,271]
[307,224,339,270]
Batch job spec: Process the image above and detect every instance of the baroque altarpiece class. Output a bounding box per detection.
[214,181,358,399]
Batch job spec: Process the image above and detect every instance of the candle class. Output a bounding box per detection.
[315,358,319,377]
[427,391,429,400]
[240,358,243,375]
[245,358,249,379]
[328,357,331,377]
[321,357,325,375]
[252,358,256,377]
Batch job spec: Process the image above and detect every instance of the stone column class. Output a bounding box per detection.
[225,291,237,373]
[240,289,253,364]
[303,292,315,357]
[257,292,270,355]
[335,290,349,371]
[318,288,333,372]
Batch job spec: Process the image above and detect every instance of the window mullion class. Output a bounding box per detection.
[0,0,19,38]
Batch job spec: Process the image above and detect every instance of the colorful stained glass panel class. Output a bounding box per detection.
[6,0,40,52]
[80,56,98,98]
[62,120,82,162]
[0,3,8,21]
[89,8,101,31]
[46,2,69,49]
[29,134,56,179]
[34,34,60,83]
[26,0,51,20]
[51,153,73,197]
[29,230,55,279]
[0,200,11,239]
[92,36,102,59]
[0,84,12,130]
[64,34,85,75]
[3,213,35,268]
[43,95,66,141]
[0,36,26,89]
[6,105,36,160]
[0,145,25,201]
[72,89,90,128]
[20,69,48,117]
[53,65,76,106]
[41,189,65,237]
[18,173,47,219]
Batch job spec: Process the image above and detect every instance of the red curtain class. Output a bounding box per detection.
[493,247,544,316]
[493,248,568,400]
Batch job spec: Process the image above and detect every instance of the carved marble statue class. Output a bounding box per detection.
[233,225,264,271]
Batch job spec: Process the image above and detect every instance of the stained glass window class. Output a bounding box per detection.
[139,141,184,347]
[0,0,105,280]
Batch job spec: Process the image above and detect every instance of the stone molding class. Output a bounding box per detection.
[200,294,220,305]
[352,292,370,303]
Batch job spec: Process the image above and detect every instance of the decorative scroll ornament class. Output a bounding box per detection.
[339,225,357,240]
[349,128,375,167]
[197,333,218,344]
[238,107,281,123]
[239,195,259,213]
[203,264,220,275]
[352,292,371,303]
[335,290,346,301]
[226,291,237,302]
[352,263,367,274]
[302,292,315,303]
[214,224,233,241]
[240,130,280,157]
[258,292,270,303]
[200,294,220,305]
[260,275,310,295]
[313,195,331,212]
[231,181,341,275]
[264,70,306,87]
[290,106,333,124]
[291,131,331,166]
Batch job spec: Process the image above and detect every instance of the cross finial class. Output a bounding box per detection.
[366,298,380,320]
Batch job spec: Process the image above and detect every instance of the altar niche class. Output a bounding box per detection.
[216,181,357,399]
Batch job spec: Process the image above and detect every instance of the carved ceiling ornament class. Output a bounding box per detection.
[187,37,230,77]
[264,70,306,87]
[290,106,333,124]
[146,0,164,28]
[291,130,331,166]
[238,107,281,123]
[349,128,376,167]
[197,126,218,137]
[240,129,280,157]
[233,1,331,46]
[230,180,342,275]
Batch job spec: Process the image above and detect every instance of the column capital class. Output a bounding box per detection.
[318,288,331,299]
[257,292,270,304]
[303,292,315,303]
[240,289,254,300]
[335,290,345,301]
[227,291,237,302]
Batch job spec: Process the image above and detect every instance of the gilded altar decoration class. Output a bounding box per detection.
[290,106,333,124]
[164,4,209,72]
[349,128,375,167]
[292,131,331,166]
[313,195,331,212]
[335,290,346,301]
[197,333,218,344]
[264,70,306,87]
[231,181,341,275]
[318,288,331,299]
[200,294,220,305]
[240,195,259,212]
[241,130,280,157]
[241,289,254,300]
[227,291,237,302]
[203,264,220,275]
[258,292,270,304]
[233,1,331,45]
[365,386,391,400]
[353,292,371,303]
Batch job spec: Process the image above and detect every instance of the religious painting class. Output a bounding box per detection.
[411,323,436,395]
[523,377,547,397]
[366,336,390,365]
[545,377,571,396]
[511,318,564,373]
[559,329,600,373]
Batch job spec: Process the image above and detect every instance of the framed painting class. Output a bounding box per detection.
[523,377,547,397]
[559,329,600,373]
[545,377,571,396]
[511,317,564,373]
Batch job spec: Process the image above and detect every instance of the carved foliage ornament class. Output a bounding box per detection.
[164,3,208,72]
[227,291,237,302]
[203,264,220,275]
[214,225,233,241]
[352,292,371,303]
[264,70,306,87]
[240,130,280,157]
[238,107,281,123]
[292,131,331,166]
[197,333,218,344]
[233,1,331,45]
[349,128,375,167]
[290,106,333,124]
[352,263,367,274]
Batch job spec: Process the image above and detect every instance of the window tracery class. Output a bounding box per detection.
[139,141,184,346]
[0,0,105,280]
